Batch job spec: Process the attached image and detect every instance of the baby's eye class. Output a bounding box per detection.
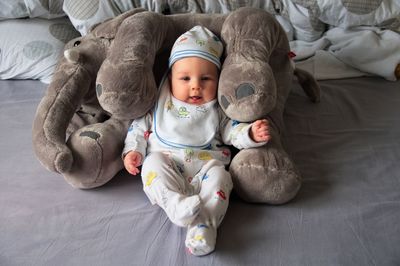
[181,76,190,81]
[201,76,211,81]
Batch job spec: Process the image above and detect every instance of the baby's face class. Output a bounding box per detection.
[170,57,219,105]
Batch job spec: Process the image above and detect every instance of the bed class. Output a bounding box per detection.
[1,1,400,265]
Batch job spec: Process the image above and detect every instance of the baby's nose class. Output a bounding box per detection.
[191,81,201,90]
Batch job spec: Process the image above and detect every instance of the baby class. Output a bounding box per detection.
[123,26,270,256]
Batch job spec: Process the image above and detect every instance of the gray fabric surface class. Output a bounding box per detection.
[1,77,399,265]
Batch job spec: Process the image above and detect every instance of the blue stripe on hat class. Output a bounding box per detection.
[169,49,221,69]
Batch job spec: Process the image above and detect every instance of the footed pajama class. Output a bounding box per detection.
[141,152,232,255]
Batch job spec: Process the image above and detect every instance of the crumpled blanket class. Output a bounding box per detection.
[291,26,400,81]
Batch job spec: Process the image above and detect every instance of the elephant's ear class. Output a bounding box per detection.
[90,8,147,39]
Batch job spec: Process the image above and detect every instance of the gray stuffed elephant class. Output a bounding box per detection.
[33,7,319,204]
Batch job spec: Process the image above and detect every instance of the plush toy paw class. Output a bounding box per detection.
[96,61,158,120]
[230,145,301,204]
[64,119,129,189]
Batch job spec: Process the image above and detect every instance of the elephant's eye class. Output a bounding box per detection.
[73,41,81,47]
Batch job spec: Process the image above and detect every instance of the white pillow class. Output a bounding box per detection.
[0,0,65,20]
[0,17,80,83]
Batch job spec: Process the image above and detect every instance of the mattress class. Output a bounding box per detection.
[1,77,399,265]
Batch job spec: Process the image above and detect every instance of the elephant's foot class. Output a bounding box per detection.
[64,119,129,189]
[229,147,301,204]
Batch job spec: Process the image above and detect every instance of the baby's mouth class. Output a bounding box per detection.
[190,96,202,102]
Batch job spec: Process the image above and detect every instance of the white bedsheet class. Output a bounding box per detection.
[2,78,400,265]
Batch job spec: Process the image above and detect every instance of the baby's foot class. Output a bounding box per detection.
[165,195,201,227]
[185,224,216,256]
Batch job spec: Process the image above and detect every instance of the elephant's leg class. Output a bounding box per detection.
[229,128,301,204]
[219,7,291,122]
[96,11,170,120]
[64,118,131,189]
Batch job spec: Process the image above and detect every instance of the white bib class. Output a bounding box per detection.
[154,75,219,149]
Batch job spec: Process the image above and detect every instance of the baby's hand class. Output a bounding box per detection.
[250,119,270,143]
[123,151,142,175]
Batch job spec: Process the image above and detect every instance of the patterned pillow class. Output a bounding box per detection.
[63,0,167,35]
[293,0,400,30]
[166,0,277,14]
[281,0,327,42]
[0,0,65,20]
[0,17,80,83]
[63,0,287,38]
